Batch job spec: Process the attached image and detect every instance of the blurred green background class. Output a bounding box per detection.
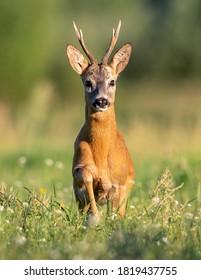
[1,0,201,104]
[0,0,201,182]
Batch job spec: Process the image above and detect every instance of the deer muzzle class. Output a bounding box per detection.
[93,97,110,112]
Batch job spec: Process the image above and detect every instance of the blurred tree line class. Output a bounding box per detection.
[0,0,201,107]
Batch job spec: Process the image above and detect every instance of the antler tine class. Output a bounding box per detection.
[101,20,121,65]
[73,21,97,65]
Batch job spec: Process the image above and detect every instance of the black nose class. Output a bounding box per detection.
[93,98,109,109]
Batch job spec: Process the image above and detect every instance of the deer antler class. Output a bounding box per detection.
[101,20,121,65]
[73,21,97,65]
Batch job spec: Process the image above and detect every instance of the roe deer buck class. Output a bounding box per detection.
[66,21,134,221]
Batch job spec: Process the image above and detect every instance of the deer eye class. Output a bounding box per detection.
[110,80,115,86]
[85,80,92,88]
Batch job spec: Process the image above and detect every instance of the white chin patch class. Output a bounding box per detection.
[92,105,109,112]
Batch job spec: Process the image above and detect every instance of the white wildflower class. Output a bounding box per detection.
[18,156,27,166]
[152,196,160,204]
[15,235,27,245]
[16,226,23,233]
[7,207,14,214]
[54,209,63,215]
[55,161,64,170]
[44,158,54,166]
[185,212,194,219]
[110,212,117,220]
[162,237,169,244]
[22,202,29,208]
[39,238,47,243]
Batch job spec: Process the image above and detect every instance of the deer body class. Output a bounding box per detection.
[66,21,134,218]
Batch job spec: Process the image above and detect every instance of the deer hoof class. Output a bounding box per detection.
[87,213,101,227]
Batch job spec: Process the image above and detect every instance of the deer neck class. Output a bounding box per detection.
[85,104,117,168]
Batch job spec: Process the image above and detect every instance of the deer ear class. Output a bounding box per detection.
[66,44,89,74]
[109,43,132,75]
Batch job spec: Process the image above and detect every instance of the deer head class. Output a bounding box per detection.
[66,21,132,112]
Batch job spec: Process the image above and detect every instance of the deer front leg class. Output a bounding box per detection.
[107,185,128,217]
[73,140,99,216]
[108,176,133,217]
[73,166,98,216]
[118,176,134,217]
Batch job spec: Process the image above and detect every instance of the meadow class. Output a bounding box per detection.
[0,80,201,260]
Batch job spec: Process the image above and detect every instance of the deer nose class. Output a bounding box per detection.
[93,98,109,109]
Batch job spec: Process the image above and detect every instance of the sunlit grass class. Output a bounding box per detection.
[0,168,201,260]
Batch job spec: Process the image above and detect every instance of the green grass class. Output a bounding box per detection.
[0,148,201,260]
